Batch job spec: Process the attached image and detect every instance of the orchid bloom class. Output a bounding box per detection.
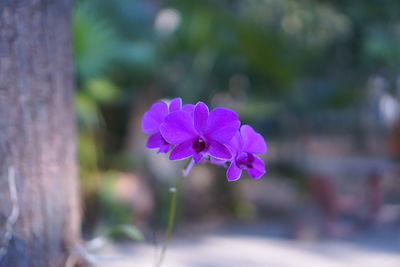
[160,102,240,163]
[141,98,182,153]
[142,99,267,181]
[226,125,267,181]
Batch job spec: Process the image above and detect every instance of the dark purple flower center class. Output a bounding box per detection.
[192,137,207,153]
[236,152,254,169]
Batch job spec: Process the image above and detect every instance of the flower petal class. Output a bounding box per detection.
[158,143,171,154]
[142,102,168,133]
[169,98,182,112]
[160,111,196,144]
[193,152,204,164]
[227,131,242,155]
[241,125,267,154]
[227,163,242,181]
[146,132,171,153]
[182,104,195,116]
[169,140,193,160]
[208,141,232,160]
[194,102,209,133]
[205,108,240,143]
[209,157,227,166]
[246,155,265,179]
[146,132,164,148]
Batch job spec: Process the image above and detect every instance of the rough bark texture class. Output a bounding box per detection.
[0,0,81,266]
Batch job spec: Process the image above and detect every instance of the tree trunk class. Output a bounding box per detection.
[0,0,81,266]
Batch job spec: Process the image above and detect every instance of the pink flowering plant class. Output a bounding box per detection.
[142,98,267,266]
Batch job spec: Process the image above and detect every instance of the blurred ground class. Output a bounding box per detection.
[91,222,400,267]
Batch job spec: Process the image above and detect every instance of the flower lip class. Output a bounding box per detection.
[192,137,208,153]
[236,152,253,168]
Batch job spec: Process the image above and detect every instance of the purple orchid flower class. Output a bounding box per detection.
[226,125,267,181]
[141,98,183,153]
[160,102,240,163]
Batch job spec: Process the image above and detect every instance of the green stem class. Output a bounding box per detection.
[155,177,182,267]
[156,159,192,267]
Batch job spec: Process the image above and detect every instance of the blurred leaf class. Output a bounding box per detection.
[238,101,282,120]
[75,92,102,129]
[363,24,400,68]
[85,78,120,104]
[107,224,144,242]
[73,2,118,79]
[78,132,98,173]
[114,41,158,73]
[187,6,214,48]
[236,23,297,88]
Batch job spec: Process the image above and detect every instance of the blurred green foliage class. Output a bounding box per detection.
[107,224,144,241]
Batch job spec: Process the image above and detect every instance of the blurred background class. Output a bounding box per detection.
[73,0,400,266]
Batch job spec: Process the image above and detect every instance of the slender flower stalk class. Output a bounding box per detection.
[156,159,193,267]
